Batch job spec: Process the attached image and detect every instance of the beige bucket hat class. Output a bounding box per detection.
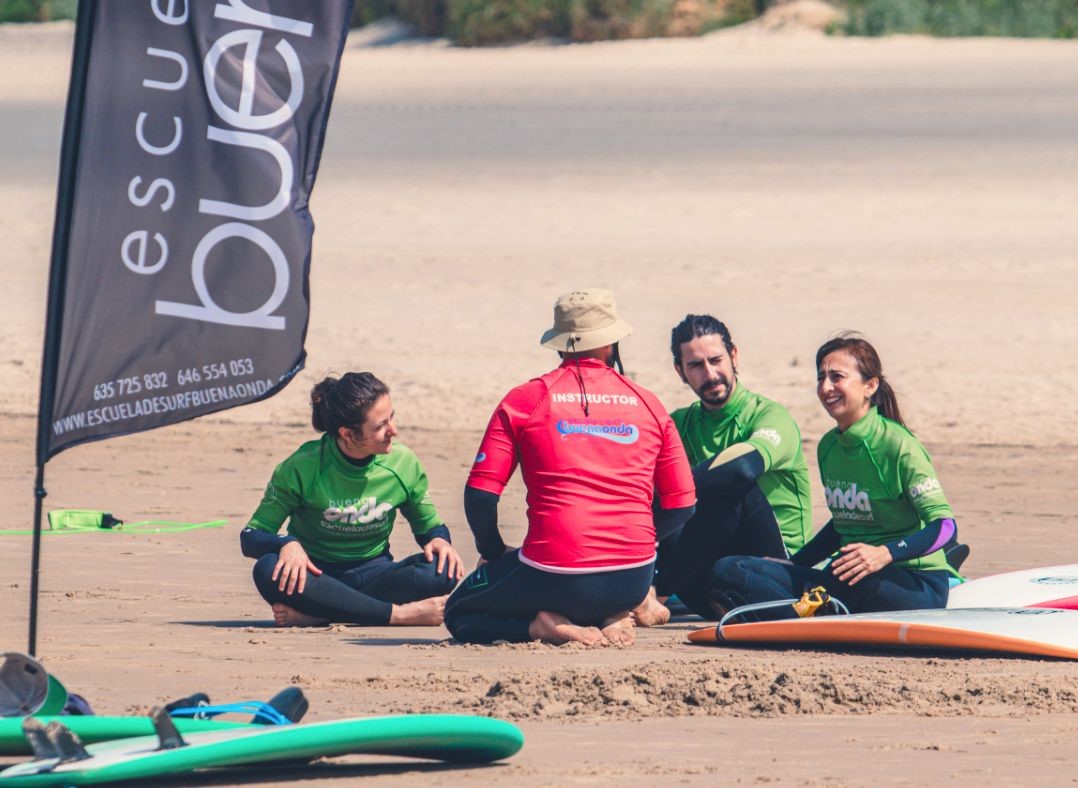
[540,289,633,352]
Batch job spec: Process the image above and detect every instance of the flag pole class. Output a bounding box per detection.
[30,0,99,657]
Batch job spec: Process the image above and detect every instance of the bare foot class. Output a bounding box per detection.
[630,586,670,627]
[600,611,636,647]
[389,595,447,626]
[528,611,605,646]
[271,603,329,628]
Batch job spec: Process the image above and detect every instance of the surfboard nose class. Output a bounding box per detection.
[687,627,721,644]
[0,653,68,718]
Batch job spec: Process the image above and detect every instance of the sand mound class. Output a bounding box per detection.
[313,657,1078,721]
[732,0,845,34]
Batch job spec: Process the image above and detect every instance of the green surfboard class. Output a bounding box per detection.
[0,717,250,757]
[0,714,524,785]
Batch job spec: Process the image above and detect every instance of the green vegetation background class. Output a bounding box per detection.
[0,0,75,22]
[3,0,1076,43]
[842,0,1078,36]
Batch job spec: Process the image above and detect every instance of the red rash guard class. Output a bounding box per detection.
[467,358,696,572]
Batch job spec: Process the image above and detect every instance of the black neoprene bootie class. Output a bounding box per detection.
[945,543,970,572]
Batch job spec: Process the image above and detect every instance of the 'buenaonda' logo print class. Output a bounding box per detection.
[824,482,872,514]
[908,477,942,499]
[556,420,640,445]
[323,497,393,525]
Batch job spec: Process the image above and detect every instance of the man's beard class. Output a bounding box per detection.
[696,375,732,408]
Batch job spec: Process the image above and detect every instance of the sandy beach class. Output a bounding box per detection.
[1,20,1077,785]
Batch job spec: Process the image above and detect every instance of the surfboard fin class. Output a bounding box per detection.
[44,720,91,763]
[21,717,58,761]
[151,706,188,750]
[264,687,308,724]
[945,543,971,572]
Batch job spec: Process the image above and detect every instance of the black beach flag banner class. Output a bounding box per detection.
[38,0,354,462]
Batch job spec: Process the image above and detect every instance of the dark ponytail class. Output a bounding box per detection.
[816,333,905,427]
[871,377,902,428]
[310,372,389,434]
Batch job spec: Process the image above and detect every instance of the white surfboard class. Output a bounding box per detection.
[948,564,1078,610]
[688,607,1078,659]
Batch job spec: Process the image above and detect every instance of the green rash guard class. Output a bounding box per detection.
[817,406,953,573]
[247,435,443,563]
[671,383,813,552]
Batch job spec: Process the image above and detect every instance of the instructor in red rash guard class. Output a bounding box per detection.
[444,289,696,646]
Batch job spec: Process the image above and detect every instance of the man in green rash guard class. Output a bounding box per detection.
[634,314,813,624]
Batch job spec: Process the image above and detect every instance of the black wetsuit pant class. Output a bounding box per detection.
[444,550,654,644]
[654,482,786,619]
[711,556,950,621]
[252,552,457,626]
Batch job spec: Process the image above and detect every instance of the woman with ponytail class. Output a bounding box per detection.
[240,372,463,627]
[711,334,967,619]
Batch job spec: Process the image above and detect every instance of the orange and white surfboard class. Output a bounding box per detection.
[687,608,1078,659]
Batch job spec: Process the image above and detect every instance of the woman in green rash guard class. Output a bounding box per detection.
[712,334,967,618]
[241,372,464,627]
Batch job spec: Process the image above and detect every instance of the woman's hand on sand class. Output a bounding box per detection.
[272,540,322,595]
[424,537,465,580]
[831,543,892,585]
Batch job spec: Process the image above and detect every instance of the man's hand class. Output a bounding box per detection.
[831,543,892,586]
[272,540,322,595]
[423,537,465,580]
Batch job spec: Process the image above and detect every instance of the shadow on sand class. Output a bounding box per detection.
[174,620,451,647]
[342,636,452,647]
[145,759,506,786]
[174,620,277,628]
